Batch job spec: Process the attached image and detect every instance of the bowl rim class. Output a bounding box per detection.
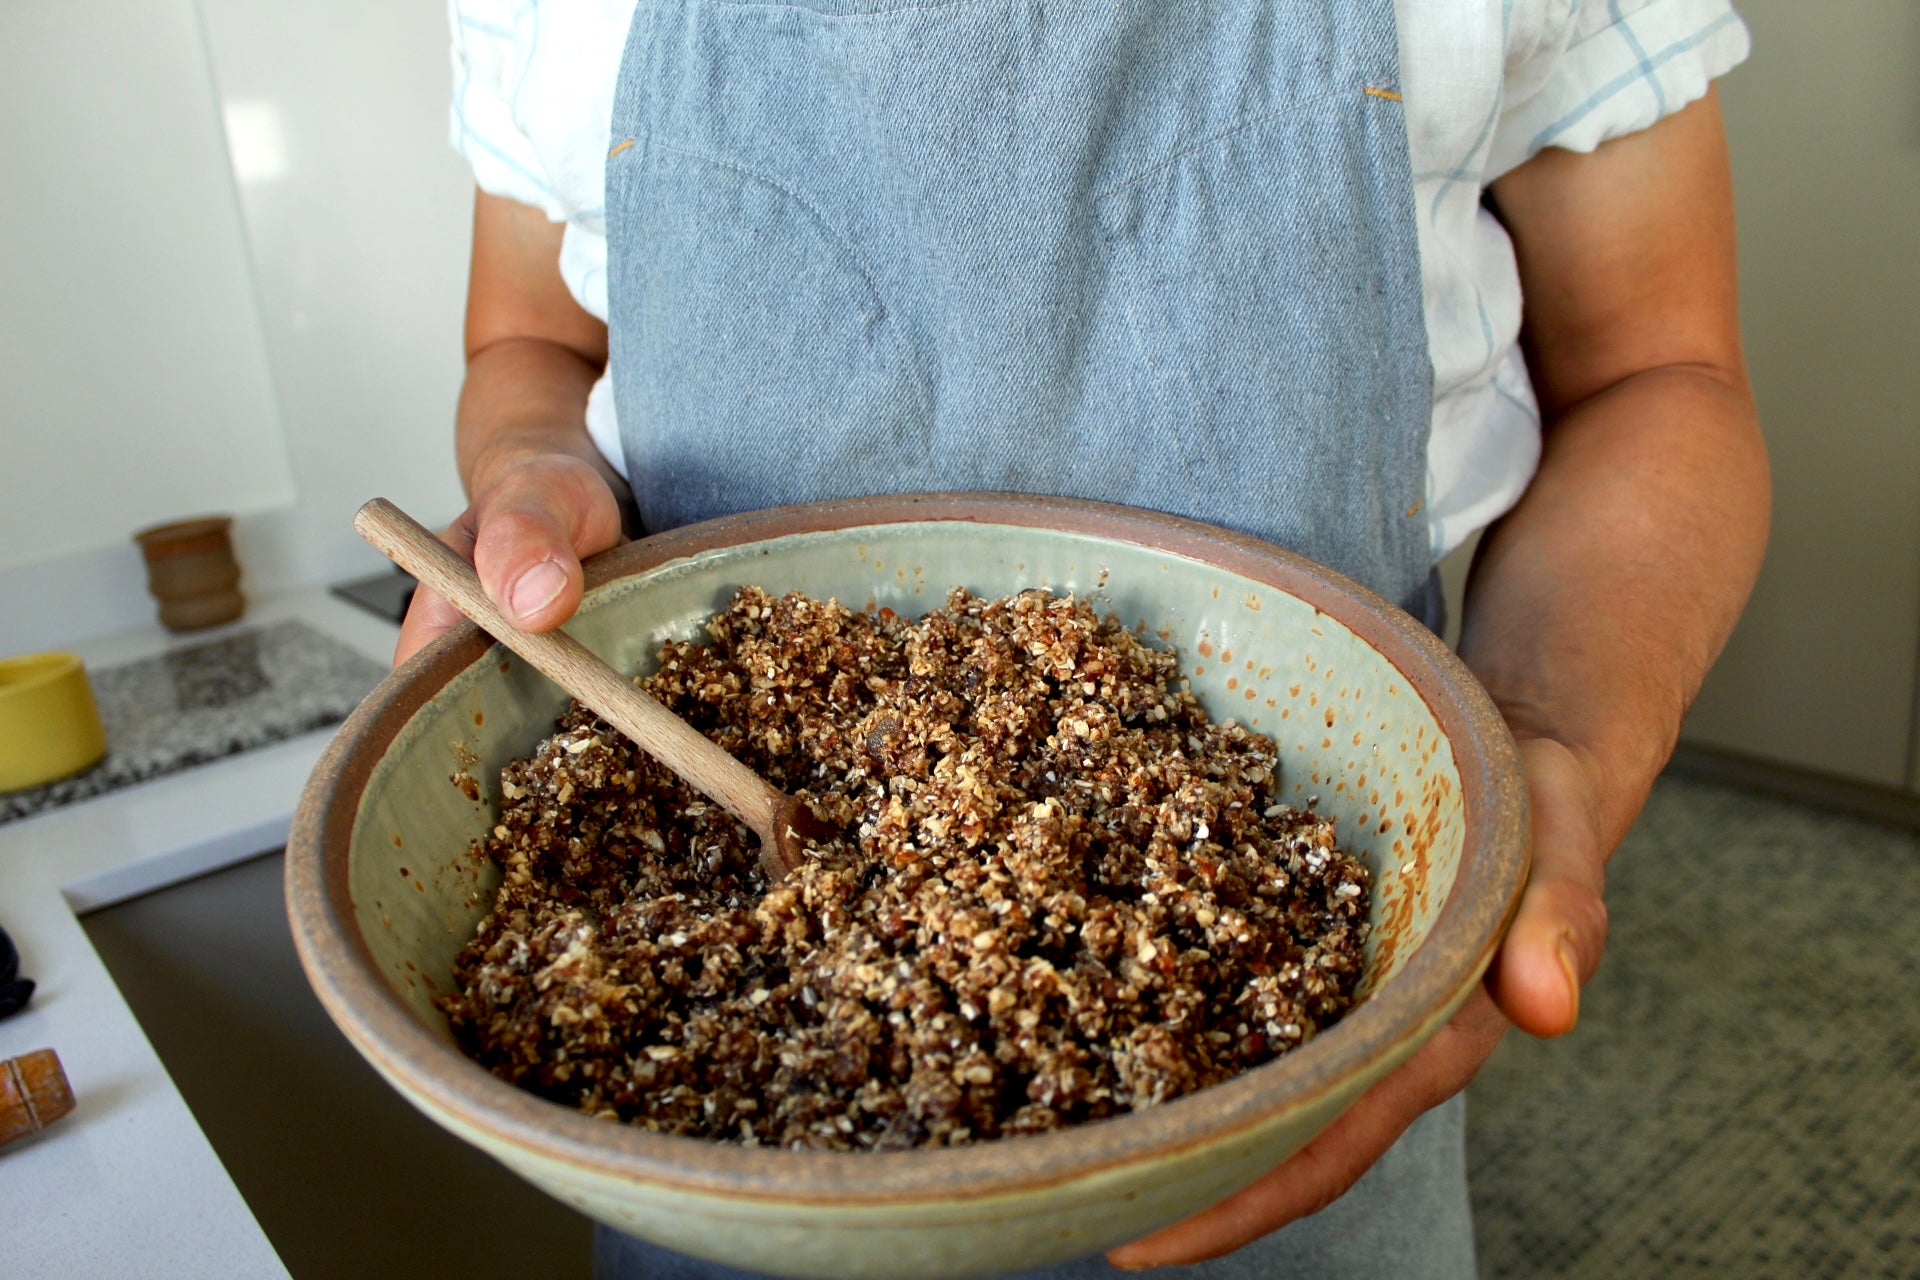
[0,651,85,695]
[133,514,234,556]
[287,492,1528,1207]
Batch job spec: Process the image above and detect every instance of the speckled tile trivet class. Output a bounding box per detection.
[0,620,387,826]
[1466,775,1920,1279]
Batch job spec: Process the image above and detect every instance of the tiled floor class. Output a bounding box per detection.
[1468,776,1920,1278]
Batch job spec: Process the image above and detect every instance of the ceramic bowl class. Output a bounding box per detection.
[0,652,108,795]
[286,494,1527,1279]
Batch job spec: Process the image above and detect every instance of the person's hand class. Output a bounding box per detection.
[392,449,627,666]
[1106,735,1608,1269]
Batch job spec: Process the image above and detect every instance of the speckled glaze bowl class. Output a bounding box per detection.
[286,494,1528,1279]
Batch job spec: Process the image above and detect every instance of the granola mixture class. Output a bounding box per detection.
[439,587,1369,1150]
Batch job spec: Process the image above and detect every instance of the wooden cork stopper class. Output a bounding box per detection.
[1,1048,75,1149]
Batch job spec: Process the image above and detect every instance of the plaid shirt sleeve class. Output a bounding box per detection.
[446,0,565,218]
[1488,0,1751,178]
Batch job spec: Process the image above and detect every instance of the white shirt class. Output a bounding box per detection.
[448,0,1748,560]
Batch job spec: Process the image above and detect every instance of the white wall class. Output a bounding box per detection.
[0,0,473,656]
[0,0,297,572]
[1679,1,1920,789]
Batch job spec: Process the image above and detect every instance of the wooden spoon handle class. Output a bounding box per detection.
[353,499,784,841]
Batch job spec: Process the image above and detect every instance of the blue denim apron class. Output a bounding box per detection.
[606,0,1436,616]
[600,1,1472,1274]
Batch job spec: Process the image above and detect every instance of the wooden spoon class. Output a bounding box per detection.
[354,498,825,881]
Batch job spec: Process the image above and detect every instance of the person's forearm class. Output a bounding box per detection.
[1458,364,1770,850]
[390,189,627,661]
[455,335,629,505]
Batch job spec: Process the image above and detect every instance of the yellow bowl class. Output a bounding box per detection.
[0,652,108,794]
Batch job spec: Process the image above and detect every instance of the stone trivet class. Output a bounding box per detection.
[0,620,387,826]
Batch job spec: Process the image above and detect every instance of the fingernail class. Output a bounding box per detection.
[508,561,567,622]
[1556,933,1581,1026]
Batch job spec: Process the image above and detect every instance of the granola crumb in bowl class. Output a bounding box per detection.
[286,494,1529,1280]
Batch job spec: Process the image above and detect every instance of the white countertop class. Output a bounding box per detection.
[0,588,401,1278]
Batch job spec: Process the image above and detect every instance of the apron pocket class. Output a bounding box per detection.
[616,142,932,527]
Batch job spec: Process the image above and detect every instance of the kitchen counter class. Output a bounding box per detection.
[0,589,400,1277]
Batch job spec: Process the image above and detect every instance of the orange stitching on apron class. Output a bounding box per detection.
[609,138,636,158]
[1364,86,1403,102]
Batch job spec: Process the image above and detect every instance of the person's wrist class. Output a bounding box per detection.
[1468,649,1677,848]
[462,437,598,505]
[1500,706,1672,858]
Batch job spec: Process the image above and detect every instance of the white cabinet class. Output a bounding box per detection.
[0,0,296,572]
[0,0,471,657]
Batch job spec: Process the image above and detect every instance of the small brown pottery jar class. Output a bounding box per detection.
[134,516,245,632]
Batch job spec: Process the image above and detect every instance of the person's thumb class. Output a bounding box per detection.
[1486,735,1610,1038]
[471,490,593,633]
